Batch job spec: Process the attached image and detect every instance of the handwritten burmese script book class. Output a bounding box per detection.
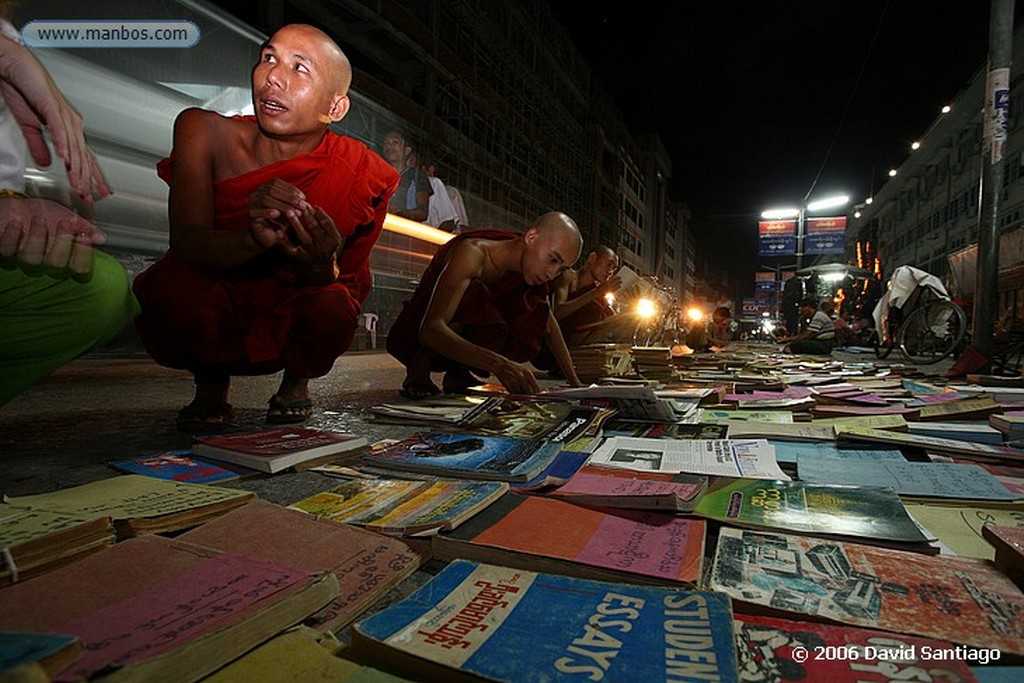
[352,560,739,683]
[547,465,708,512]
[179,500,423,633]
[709,527,1024,655]
[194,428,367,474]
[0,535,338,682]
[3,474,253,539]
[693,479,932,547]
[290,479,507,535]
[0,503,114,587]
[432,494,705,585]
[362,432,561,482]
[734,614,978,683]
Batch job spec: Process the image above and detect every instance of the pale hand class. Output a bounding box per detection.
[0,197,105,274]
[0,37,110,201]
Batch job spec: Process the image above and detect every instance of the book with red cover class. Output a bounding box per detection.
[0,535,338,682]
[983,524,1024,590]
[735,614,978,682]
[179,500,424,632]
[194,428,367,473]
[431,493,705,585]
[710,527,1024,655]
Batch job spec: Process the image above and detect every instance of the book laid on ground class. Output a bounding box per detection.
[202,626,412,683]
[352,559,740,683]
[0,632,83,678]
[0,503,115,587]
[836,425,1024,463]
[708,527,1024,655]
[541,384,677,421]
[546,465,708,511]
[587,436,790,480]
[797,459,1018,501]
[905,421,1004,444]
[4,474,254,539]
[721,422,838,442]
[601,419,727,439]
[699,409,794,423]
[915,396,1001,421]
[371,394,500,425]
[0,535,339,682]
[903,502,1024,559]
[289,478,508,535]
[693,479,933,547]
[179,500,422,633]
[983,524,1024,589]
[361,432,561,482]
[734,614,979,683]
[432,493,706,586]
[769,441,906,466]
[194,428,368,474]
[109,448,253,483]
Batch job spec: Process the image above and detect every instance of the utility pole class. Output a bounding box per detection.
[974,0,1014,357]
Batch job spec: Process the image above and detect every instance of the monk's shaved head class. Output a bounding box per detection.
[591,244,615,259]
[533,211,582,255]
[267,24,352,94]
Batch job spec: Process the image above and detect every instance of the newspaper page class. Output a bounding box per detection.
[587,437,790,480]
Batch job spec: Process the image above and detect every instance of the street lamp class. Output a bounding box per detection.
[761,194,849,269]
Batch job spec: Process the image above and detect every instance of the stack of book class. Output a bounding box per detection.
[631,345,676,381]
[569,343,634,380]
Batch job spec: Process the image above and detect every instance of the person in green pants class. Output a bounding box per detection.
[0,3,135,406]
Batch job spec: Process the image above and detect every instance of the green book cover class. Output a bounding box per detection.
[694,479,931,544]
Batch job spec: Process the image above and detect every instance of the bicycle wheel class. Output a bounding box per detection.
[898,300,967,364]
[868,328,894,359]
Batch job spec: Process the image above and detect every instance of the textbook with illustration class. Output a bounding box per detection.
[709,527,1024,655]
[290,478,507,535]
[352,559,739,683]
[361,432,561,482]
[734,614,977,683]
[109,448,252,483]
[693,479,933,546]
[194,427,368,474]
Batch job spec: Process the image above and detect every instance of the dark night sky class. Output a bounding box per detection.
[549,1,1007,289]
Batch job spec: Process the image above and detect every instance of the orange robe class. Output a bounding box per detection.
[386,230,552,372]
[133,121,398,378]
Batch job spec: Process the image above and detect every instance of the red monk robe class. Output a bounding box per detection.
[134,122,398,378]
[386,229,553,373]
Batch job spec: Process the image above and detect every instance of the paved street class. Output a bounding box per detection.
[0,345,954,500]
[0,351,423,499]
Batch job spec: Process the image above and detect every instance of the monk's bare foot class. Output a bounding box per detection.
[267,372,314,424]
[442,367,477,394]
[400,376,441,400]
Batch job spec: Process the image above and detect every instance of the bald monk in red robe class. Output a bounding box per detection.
[133,24,398,430]
[387,213,584,397]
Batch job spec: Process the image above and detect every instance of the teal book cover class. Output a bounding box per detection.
[353,560,739,682]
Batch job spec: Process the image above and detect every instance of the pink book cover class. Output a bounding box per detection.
[553,465,706,501]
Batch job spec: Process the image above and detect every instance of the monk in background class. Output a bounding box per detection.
[133,24,398,430]
[388,213,584,397]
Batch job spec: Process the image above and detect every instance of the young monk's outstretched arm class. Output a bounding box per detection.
[418,240,541,394]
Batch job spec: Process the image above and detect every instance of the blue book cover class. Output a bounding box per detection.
[353,559,738,682]
[362,433,560,482]
[110,449,251,484]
